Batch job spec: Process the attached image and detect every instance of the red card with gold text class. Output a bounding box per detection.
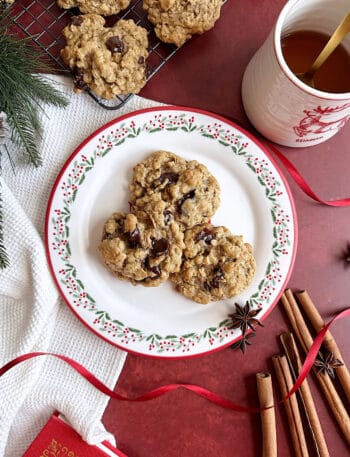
[22,414,128,457]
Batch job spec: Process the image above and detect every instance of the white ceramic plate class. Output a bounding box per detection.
[46,107,297,358]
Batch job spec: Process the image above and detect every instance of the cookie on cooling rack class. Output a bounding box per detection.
[57,0,130,16]
[61,14,148,99]
[171,224,256,304]
[143,0,223,47]
[99,211,184,287]
[129,151,220,229]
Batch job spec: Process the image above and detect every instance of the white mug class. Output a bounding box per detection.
[241,0,350,147]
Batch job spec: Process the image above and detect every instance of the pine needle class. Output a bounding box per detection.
[0,174,9,269]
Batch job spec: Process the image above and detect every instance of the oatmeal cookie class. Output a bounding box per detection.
[143,0,222,47]
[57,0,130,15]
[99,211,184,287]
[61,14,148,99]
[129,151,220,229]
[171,224,256,304]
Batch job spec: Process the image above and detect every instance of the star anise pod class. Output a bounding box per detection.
[341,242,350,267]
[314,351,344,379]
[230,333,255,353]
[228,302,263,335]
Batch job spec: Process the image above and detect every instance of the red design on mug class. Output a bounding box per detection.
[294,103,350,137]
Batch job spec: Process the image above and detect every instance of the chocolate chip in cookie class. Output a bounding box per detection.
[163,210,173,225]
[72,67,88,91]
[126,225,141,249]
[176,189,196,214]
[106,36,125,53]
[158,172,179,187]
[150,237,169,257]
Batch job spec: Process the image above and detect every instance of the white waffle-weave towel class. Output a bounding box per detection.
[0,75,163,457]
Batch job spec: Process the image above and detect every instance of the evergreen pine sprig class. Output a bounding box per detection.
[0,11,69,268]
[0,12,69,166]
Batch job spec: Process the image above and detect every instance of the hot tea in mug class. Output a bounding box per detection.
[281,30,350,93]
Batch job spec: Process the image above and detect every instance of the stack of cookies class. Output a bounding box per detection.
[99,151,256,304]
[59,0,224,99]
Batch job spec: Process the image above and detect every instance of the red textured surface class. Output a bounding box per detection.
[11,0,350,455]
[104,1,350,456]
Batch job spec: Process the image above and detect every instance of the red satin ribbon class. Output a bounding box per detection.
[1,307,350,413]
[267,143,350,207]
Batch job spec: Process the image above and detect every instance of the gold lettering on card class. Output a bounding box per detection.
[40,438,79,457]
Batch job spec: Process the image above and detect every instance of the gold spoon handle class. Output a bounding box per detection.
[308,11,350,75]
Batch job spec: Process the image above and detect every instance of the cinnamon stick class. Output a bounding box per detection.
[281,289,350,446]
[280,332,330,457]
[256,372,277,457]
[272,355,309,457]
[296,290,350,405]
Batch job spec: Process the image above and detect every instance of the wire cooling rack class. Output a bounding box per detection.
[8,0,179,109]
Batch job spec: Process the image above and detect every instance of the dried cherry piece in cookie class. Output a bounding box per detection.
[195,227,215,244]
[204,266,225,290]
[71,16,84,26]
